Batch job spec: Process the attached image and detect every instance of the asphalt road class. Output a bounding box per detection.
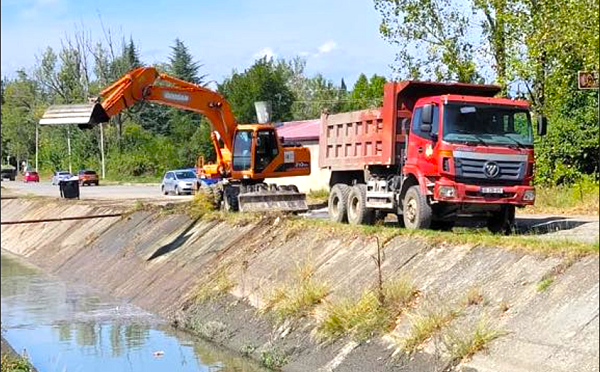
[1,180,193,201]
[2,179,598,243]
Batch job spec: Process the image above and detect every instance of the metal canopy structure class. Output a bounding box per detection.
[38,103,109,178]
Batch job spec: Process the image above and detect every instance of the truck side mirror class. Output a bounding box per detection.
[420,104,433,132]
[537,115,547,136]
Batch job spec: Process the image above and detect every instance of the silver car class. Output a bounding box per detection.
[51,171,72,185]
[161,170,198,195]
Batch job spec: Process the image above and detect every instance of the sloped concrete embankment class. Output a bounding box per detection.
[1,198,598,372]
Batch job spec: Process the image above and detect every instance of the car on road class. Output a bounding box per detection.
[23,170,40,183]
[1,166,16,181]
[161,169,198,195]
[78,170,99,186]
[51,171,72,185]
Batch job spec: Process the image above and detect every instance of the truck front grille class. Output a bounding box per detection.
[455,157,525,182]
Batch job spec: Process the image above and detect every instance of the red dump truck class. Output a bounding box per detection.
[319,81,547,233]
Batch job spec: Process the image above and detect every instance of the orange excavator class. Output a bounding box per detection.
[40,66,311,212]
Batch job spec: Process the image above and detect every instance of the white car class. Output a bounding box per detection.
[161,169,198,195]
[51,171,72,185]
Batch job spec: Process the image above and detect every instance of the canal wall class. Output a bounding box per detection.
[1,197,598,372]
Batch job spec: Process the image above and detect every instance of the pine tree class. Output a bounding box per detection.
[168,38,207,85]
[125,37,141,69]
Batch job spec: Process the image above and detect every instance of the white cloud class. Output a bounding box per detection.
[317,40,337,54]
[253,47,276,60]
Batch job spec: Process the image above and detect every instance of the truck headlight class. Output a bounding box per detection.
[439,186,456,198]
[523,190,535,201]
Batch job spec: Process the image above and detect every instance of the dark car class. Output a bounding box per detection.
[1,166,16,181]
[78,170,99,186]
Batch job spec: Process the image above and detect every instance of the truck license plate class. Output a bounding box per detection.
[481,187,504,194]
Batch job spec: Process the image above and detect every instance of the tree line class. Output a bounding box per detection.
[0,32,385,179]
[1,0,598,185]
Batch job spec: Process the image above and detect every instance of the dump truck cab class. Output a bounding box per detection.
[406,94,536,205]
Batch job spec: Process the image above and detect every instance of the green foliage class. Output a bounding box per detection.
[344,73,387,110]
[375,0,481,82]
[317,278,417,341]
[527,176,599,215]
[375,0,599,184]
[260,347,289,370]
[218,57,295,123]
[263,263,329,322]
[536,277,555,292]
[1,354,33,372]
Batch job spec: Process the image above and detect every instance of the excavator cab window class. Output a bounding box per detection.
[254,129,279,173]
[233,130,253,171]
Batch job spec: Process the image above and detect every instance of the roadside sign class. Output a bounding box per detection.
[578,71,599,89]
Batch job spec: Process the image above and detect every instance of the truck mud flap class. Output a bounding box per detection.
[238,191,308,213]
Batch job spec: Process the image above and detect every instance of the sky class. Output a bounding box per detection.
[0,0,397,86]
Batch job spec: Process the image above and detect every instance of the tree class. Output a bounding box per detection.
[0,71,42,169]
[375,0,481,82]
[218,57,295,123]
[169,38,206,84]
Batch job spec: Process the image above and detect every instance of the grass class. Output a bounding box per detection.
[260,347,289,370]
[445,317,505,362]
[1,354,33,372]
[536,277,555,292]
[525,179,599,215]
[194,267,236,303]
[285,217,599,258]
[462,287,484,306]
[306,188,329,204]
[317,277,418,341]
[399,307,461,354]
[263,263,329,322]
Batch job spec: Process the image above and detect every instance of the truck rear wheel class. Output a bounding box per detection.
[487,205,515,234]
[347,184,374,225]
[328,184,351,223]
[402,185,432,230]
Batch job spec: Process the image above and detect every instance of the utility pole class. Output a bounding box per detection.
[100,122,106,179]
[67,126,72,174]
[35,122,39,171]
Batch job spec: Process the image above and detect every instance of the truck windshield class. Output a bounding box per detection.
[443,103,533,147]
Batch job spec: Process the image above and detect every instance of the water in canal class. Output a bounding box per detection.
[1,252,268,372]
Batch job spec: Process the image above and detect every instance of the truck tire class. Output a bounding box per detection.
[347,184,374,225]
[328,184,351,223]
[402,185,432,230]
[487,205,515,234]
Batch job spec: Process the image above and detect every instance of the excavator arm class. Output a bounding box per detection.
[41,66,236,175]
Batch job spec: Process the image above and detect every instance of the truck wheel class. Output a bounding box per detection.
[402,185,432,230]
[328,184,351,223]
[347,184,374,225]
[487,205,515,234]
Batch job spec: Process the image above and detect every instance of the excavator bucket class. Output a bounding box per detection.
[39,103,110,127]
[238,187,308,213]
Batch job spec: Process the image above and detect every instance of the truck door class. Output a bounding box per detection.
[405,104,439,176]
